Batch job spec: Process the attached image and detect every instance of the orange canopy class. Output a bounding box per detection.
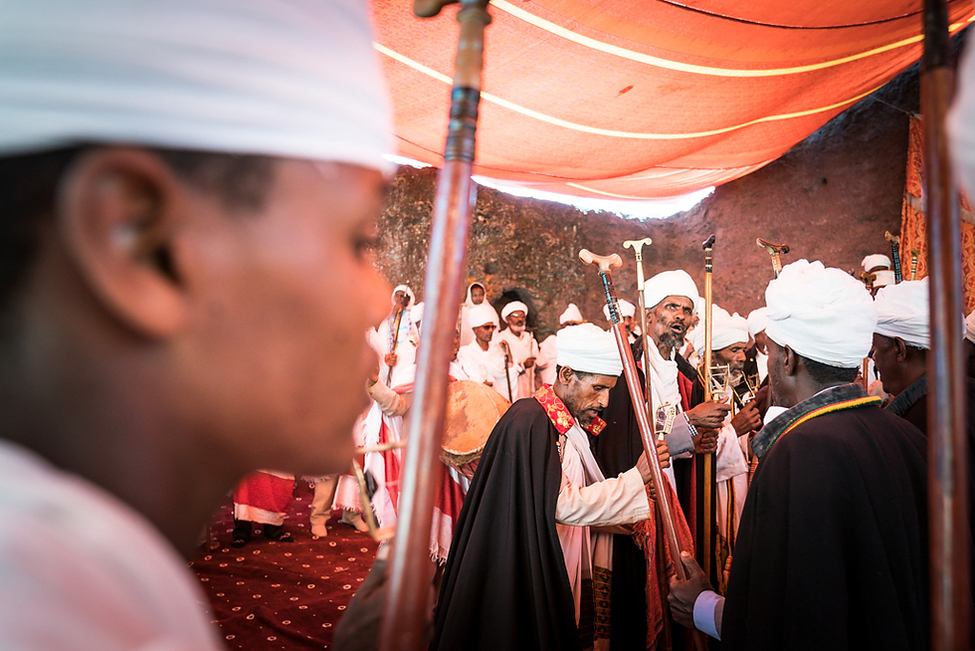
[372,0,974,199]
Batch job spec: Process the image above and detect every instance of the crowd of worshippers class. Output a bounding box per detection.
[6,1,975,650]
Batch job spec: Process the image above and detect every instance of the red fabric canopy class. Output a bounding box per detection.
[371,0,974,199]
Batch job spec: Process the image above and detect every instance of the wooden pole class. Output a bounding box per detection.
[921,1,970,648]
[378,2,490,649]
[701,235,715,583]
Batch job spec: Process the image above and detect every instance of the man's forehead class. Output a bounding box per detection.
[662,295,694,308]
[507,311,526,318]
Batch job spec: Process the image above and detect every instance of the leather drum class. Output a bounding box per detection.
[441,379,509,480]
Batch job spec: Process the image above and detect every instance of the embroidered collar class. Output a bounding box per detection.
[885,374,927,418]
[533,384,606,436]
[751,383,881,459]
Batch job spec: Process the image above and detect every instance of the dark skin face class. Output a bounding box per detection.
[647,296,694,358]
[714,342,747,374]
[753,330,769,355]
[472,322,496,349]
[391,289,410,311]
[470,285,485,305]
[869,333,926,397]
[553,366,618,428]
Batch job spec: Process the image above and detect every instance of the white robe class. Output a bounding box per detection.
[456,341,514,401]
[495,328,543,401]
[555,421,651,627]
[537,333,558,386]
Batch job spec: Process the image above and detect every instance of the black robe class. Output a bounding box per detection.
[430,398,580,651]
[722,384,929,650]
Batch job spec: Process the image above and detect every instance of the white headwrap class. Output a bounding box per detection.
[464,282,486,309]
[874,279,929,349]
[501,301,529,320]
[764,259,876,369]
[0,0,392,173]
[560,304,584,325]
[391,285,415,308]
[861,254,891,272]
[689,305,749,357]
[948,38,975,201]
[467,303,499,330]
[966,310,975,345]
[644,270,700,312]
[602,300,636,321]
[747,307,769,337]
[557,324,623,377]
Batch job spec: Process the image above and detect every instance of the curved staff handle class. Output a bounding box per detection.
[379,2,491,650]
[623,237,654,424]
[580,248,707,651]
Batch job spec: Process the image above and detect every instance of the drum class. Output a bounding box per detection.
[441,379,509,480]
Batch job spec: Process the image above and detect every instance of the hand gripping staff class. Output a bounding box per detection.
[379,1,491,649]
[623,237,654,417]
[580,248,707,651]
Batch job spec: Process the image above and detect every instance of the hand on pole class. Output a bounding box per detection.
[731,402,762,437]
[686,401,731,430]
[692,428,718,454]
[384,352,398,368]
[667,552,714,630]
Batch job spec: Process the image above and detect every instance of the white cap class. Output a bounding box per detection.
[0,0,393,173]
[690,305,749,358]
[862,254,892,272]
[501,301,529,320]
[747,307,769,337]
[467,304,499,330]
[643,270,700,313]
[874,280,930,349]
[872,270,896,288]
[602,300,636,321]
[765,260,876,369]
[556,324,623,377]
[559,304,584,325]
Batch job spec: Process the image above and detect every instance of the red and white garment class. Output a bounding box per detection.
[232,470,295,526]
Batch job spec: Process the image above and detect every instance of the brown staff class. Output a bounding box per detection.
[701,235,715,584]
[910,249,920,280]
[756,238,790,278]
[379,1,491,649]
[385,306,405,385]
[580,249,706,651]
[885,230,903,283]
[623,237,654,415]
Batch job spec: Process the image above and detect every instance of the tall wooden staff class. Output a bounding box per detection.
[921,0,970,648]
[378,2,491,649]
[885,231,904,283]
[580,249,706,651]
[623,237,653,413]
[385,307,405,385]
[701,235,715,583]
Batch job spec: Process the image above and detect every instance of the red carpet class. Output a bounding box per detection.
[190,480,378,650]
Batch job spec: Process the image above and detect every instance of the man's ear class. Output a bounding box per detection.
[557,365,575,385]
[893,337,909,362]
[781,345,799,376]
[56,147,190,338]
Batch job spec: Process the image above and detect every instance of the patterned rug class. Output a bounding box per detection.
[190,480,378,650]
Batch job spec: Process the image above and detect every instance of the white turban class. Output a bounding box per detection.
[965,311,975,344]
[765,260,876,369]
[559,304,584,325]
[467,304,499,330]
[557,324,623,377]
[747,307,769,337]
[644,270,700,312]
[690,306,749,358]
[874,280,930,349]
[873,270,896,288]
[501,301,529,320]
[602,300,636,321]
[861,254,891,272]
[949,38,975,201]
[0,0,393,173]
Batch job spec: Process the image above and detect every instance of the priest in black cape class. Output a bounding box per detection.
[431,324,657,651]
[667,259,929,649]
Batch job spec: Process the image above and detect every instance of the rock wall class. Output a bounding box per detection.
[375,61,925,339]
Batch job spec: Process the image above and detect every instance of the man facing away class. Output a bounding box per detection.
[432,323,663,651]
[669,260,929,650]
[0,1,392,647]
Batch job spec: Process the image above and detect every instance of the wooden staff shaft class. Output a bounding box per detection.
[922,1,970,648]
[580,250,707,651]
[623,237,654,417]
[379,3,490,650]
[702,236,715,583]
[385,307,405,385]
